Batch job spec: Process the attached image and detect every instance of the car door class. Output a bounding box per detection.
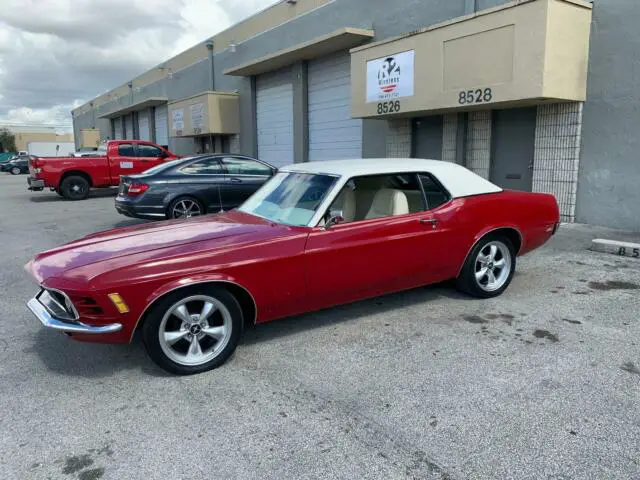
[109,142,138,181]
[135,143,167,174]
[177,156,229,212]
[219,156,274,208]
[304,173,450,310]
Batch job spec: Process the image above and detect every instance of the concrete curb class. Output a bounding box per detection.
[590,239,640,259]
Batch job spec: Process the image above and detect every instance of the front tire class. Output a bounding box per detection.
[142,286,243,375]
[10,167,20,175]
[456,235,516,298]
[60,175,90,200]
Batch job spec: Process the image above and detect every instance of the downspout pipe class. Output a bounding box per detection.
[206,40,215,91]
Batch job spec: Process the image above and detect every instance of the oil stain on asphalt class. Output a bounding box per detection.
[533,330,559,343]
[588,280,640,291]
[621,362,640,375]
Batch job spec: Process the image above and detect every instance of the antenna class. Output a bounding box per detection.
[217,184,224,213]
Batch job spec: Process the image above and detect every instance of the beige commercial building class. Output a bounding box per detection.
[72,0,640,231]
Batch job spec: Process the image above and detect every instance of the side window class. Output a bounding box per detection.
[222,157,272,176]
[118,144,135,157]
[418,173,450,210]
[180,157,223,175]
[326,173,426,224]
[138,144,162,158]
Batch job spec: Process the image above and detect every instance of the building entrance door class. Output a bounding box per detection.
[490,107,537,191]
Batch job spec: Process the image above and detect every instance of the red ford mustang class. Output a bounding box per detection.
[25,159,560,375]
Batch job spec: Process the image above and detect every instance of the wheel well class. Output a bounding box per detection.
[491,227,522,255]
[60,170,93,187]
[135,281,257,335]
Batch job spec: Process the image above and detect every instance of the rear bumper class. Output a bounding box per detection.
[27,297,122,335]
[115,197,166,220]
[27,177,45,190]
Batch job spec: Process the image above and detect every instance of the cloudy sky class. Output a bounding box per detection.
[0,0,275,127]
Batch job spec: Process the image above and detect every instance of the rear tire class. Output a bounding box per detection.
[60,175,90,200]
[456,234,516,298]
[167,196,205,220]
[10,167,20,175]
[142,286,244,375]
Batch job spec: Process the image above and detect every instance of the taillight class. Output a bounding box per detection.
[127,182,149,196]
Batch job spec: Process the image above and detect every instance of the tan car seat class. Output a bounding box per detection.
[365,189,409,220]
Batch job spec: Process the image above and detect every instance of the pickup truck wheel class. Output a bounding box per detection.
[456,235,516,299]
[60,175,90,200]
[142,286,243,375]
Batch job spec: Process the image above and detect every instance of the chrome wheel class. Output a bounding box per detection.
[474,241,512,292]
[11,167,20,175]
[158,295,232,367]
[172,199,202,219]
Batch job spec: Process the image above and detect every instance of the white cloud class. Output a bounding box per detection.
[0,0,276,125]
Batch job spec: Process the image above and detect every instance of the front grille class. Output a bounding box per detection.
[38,289,79,321]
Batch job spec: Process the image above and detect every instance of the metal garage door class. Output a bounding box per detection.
[138,109,151,141]
[154,105,169,147]
[113,117,123,140]
[124,114,134,139]
[256,67,293,167]
[308,53,362,161]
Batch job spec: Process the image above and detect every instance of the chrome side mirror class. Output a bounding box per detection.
[324,210,345,229]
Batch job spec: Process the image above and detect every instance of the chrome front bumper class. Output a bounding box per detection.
[27,297,123,334]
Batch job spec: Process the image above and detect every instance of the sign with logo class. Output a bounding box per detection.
[366,50,415,103]
[190,103,204,130]
[171,108,184,131]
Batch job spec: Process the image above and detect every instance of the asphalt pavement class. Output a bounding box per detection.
[0,173,638,480]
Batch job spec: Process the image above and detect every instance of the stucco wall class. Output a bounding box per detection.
[576,0,640,231]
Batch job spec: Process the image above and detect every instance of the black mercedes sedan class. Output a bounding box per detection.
[114,154,276,220]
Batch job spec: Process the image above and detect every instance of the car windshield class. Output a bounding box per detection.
[238,172,338,226]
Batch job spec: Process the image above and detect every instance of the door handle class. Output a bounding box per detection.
[230,177,242,183]
[420,218,438,229]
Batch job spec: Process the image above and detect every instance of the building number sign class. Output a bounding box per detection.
[377,100,401,115]
[458,88,493,105]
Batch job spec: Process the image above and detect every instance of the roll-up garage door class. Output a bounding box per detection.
[113,117,123,140]
[154,105,169,147]
[256,67,293,167]
[138,109,151,141]
[124,114,134,139]
[308,52,362,161]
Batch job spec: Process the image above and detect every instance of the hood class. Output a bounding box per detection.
[26,211,290,284]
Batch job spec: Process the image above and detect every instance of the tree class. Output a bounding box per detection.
[0,127,16,153]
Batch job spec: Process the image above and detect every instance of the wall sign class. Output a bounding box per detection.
[172,108,184,130]
[366,50,415,103]
[190,103,204,130]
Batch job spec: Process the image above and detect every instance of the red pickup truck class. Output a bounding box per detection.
[27,140,179,200]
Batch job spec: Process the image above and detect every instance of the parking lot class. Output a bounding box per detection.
[0,172,638,480]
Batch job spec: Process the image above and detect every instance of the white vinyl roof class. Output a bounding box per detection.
[282,158,503,198]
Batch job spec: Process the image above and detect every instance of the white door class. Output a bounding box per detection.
[256,68,293,167]
[308,52,362,161]
[113,117,123,140]
[124,115,134,139]
[154,105,169,146]
[138,109,151,141]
